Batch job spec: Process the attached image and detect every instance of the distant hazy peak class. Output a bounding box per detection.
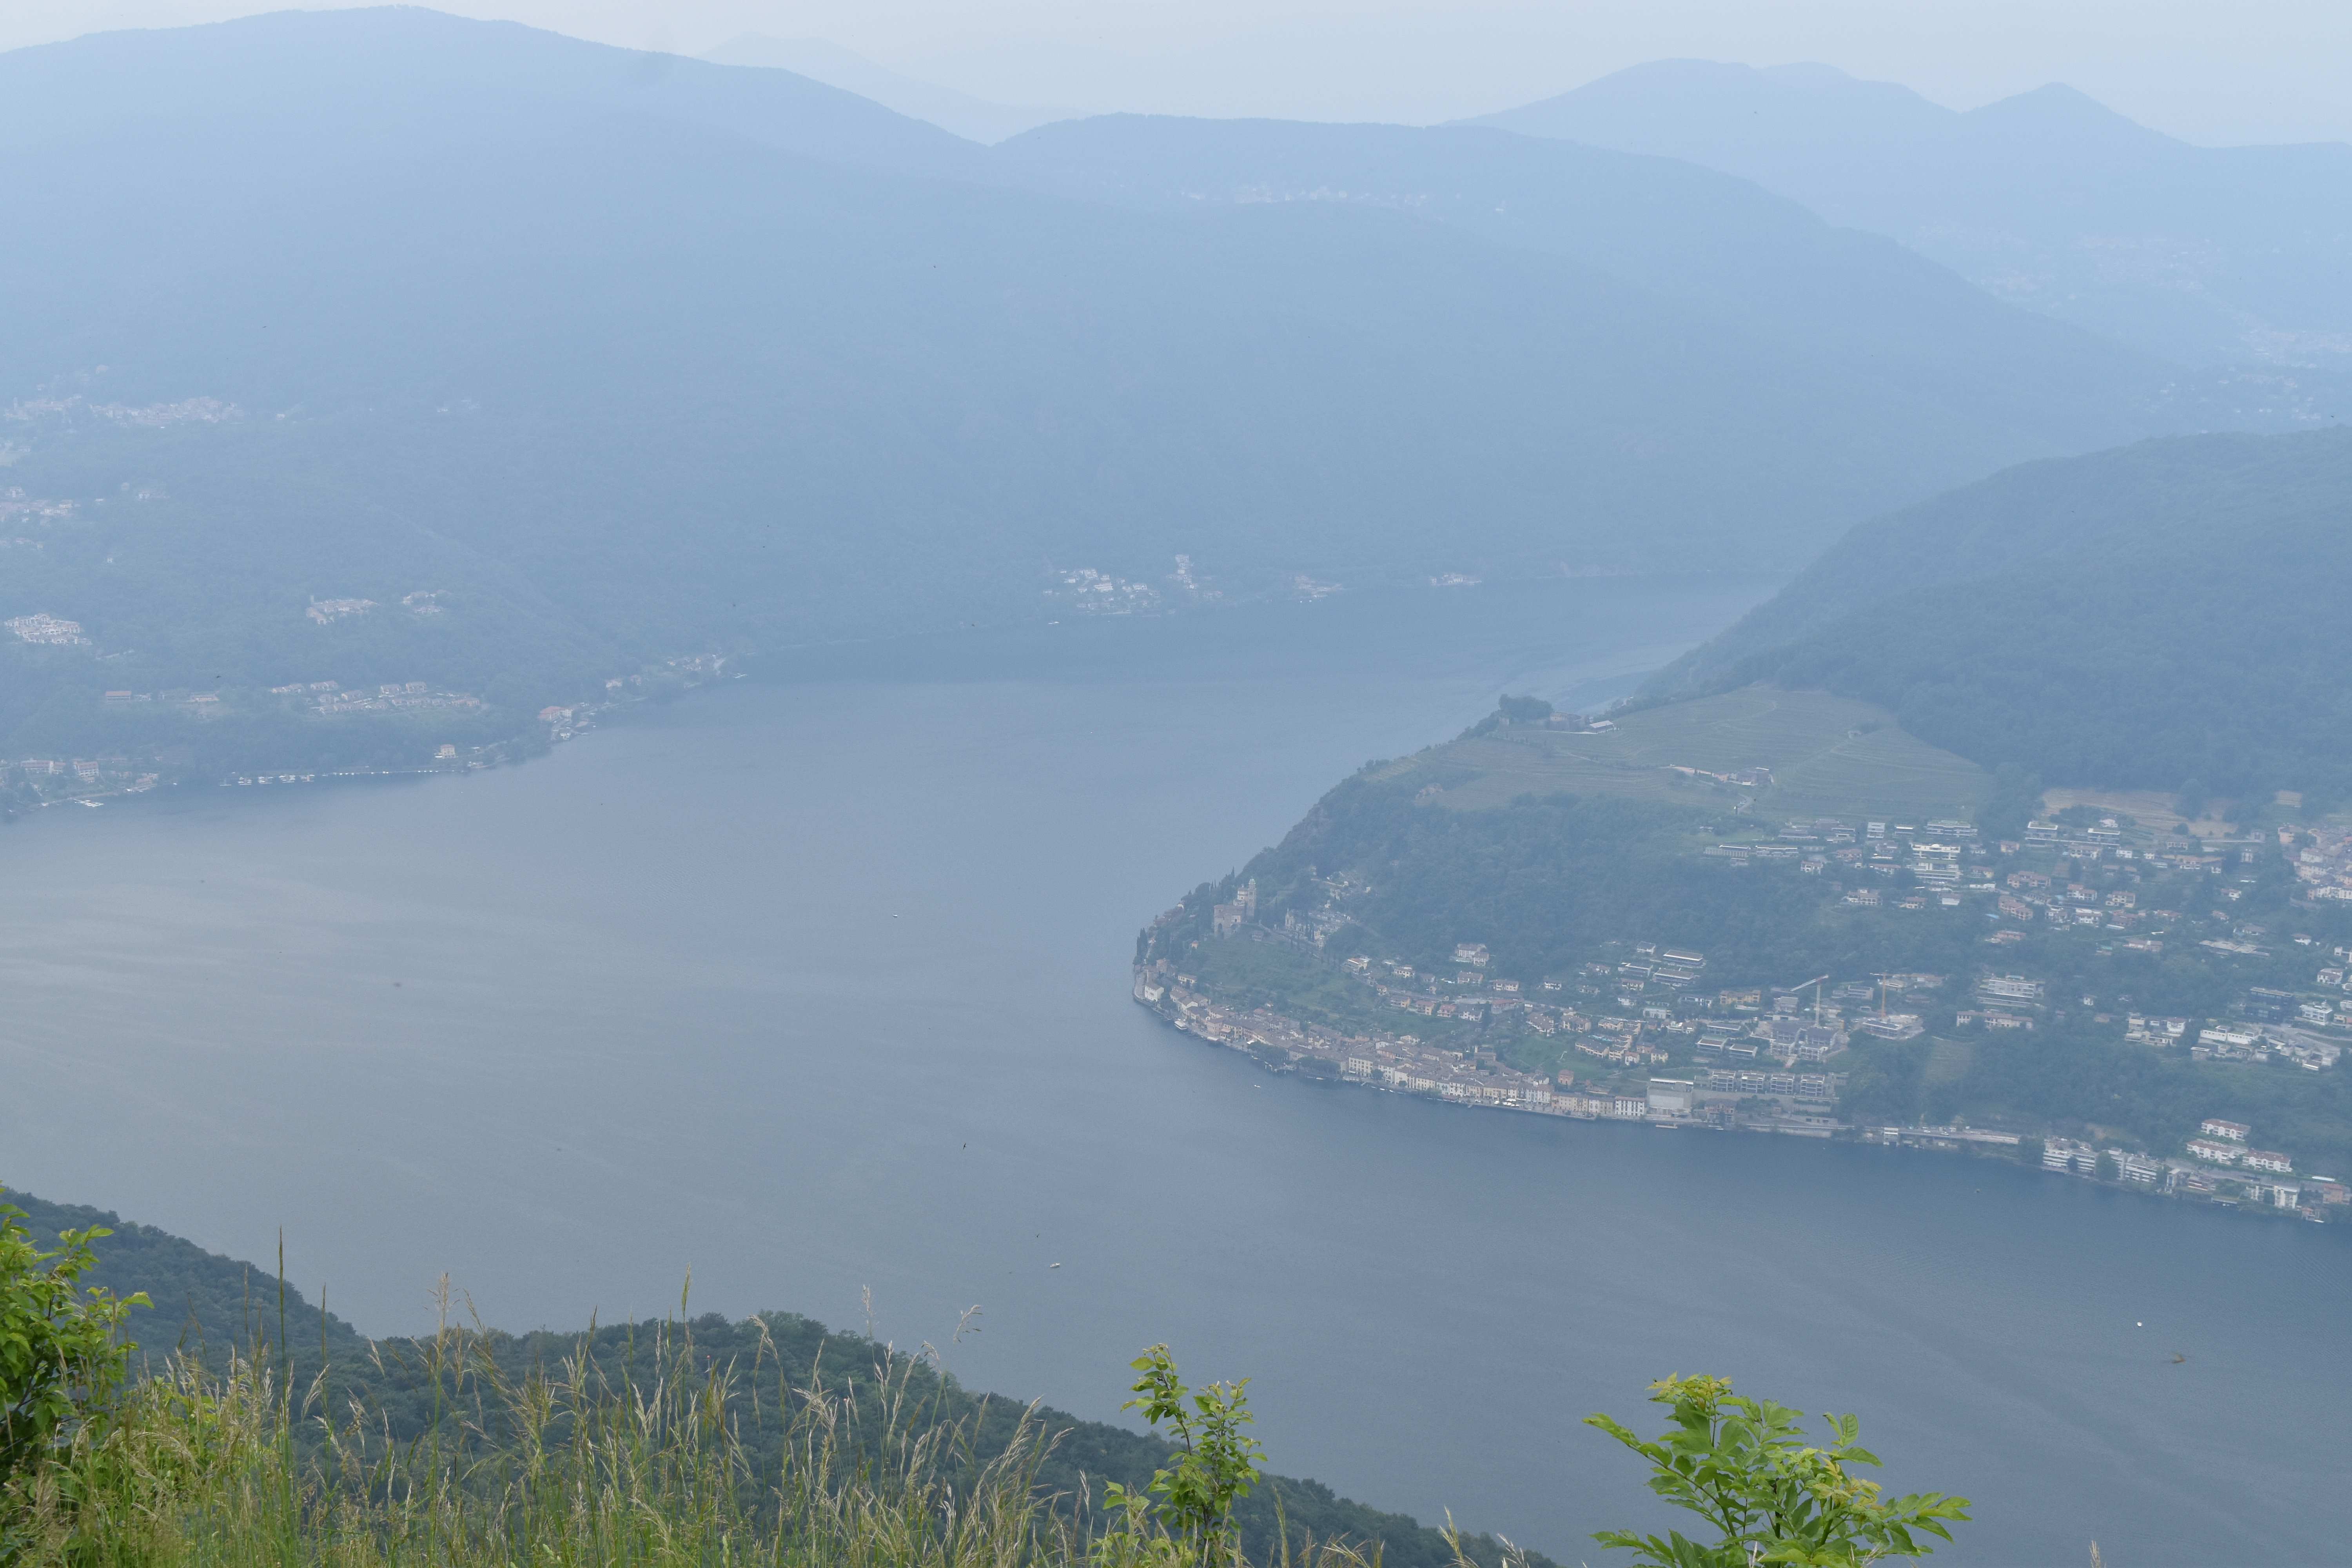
[1958,82,2182,151]
[699,32,1072,145]
[1474,59,2189,166]
[1598,57,1926,103]
[0,6,980,178]
[704,34,877,77]
[1465,58,1949,151]
[1465,54,2352,366]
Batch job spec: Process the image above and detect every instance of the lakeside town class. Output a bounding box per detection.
[1135,942,2352,1220]
[0,652,740,816]
[1135,785,2352,1223]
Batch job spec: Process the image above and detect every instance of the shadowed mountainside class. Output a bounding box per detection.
[4,1185,1539,1568]
[1644,427,2352,799]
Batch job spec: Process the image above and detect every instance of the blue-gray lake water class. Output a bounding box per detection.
[4,579,2347,1566]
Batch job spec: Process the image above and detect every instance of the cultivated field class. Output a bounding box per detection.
[2036,786,2235,835]
[1391,686,1990,822]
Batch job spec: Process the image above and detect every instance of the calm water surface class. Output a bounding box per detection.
[4,581,2347,1565]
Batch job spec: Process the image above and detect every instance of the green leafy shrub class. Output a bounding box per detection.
[0,1195,148,1541]
[1587,1375,1969,1567]
[1096,1345,1268,1568]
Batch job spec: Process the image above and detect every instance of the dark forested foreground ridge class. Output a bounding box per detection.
[0,8,2326,791]
[1648,426,2352,806]
[0,1189,1521,1568]
[1137,686,2352,1218]
[0,1191,1974,1566]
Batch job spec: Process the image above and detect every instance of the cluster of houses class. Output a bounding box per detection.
[1145,791,2352,1214]
[1134,962,1561,1108]
[1709,817,1987,900]
[3,755,161,800]
[1133,910,1873,1129]
[1699,1066,1844,1101]
[1694,811,2335,992]
[1136,937,2352,1220]
[1996,824,2185,940]
[2187,1018,2343,1069]
[2184,1117,2296,1175]
[83,679,487,724]
[2292,825,2352,902]
[0,488,80,538]
[1995,883,2167,948]
[2305,951,2352,1007]
[1132,955,1869,1140]
[2035,1115,2350,1216]
[1204,869,1958,1074]
[1045,565,1161,615]
[541,653,736,742]
[2040,1138,2171,1186]
[5,612,89,646]
[1255,804,2331,1085]
[1692,814,2196,926]
[268,679,487,717]
[300,592,444,623]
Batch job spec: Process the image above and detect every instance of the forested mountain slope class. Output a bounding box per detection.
[989,113,2178,448]
[1645,428,2352,800]
[1472,60,2352,368]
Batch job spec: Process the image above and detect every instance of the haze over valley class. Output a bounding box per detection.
[2,7,2337,783]
[5,8,2352,1566]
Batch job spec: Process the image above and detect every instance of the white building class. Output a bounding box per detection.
[1646,1078,1695,1115]
[1978,975,2045,1002]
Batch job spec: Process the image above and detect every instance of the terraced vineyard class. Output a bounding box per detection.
[1380,685,1989,822]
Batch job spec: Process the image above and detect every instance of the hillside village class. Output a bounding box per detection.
[1137,775,2352,1223]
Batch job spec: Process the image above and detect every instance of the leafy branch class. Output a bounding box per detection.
[1586,1374,1969,1568]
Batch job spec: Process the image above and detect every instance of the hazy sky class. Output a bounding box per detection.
[10,0,2352,143]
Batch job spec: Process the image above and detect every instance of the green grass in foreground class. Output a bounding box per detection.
[2,1202,1973,1568]
[2,1290,1428,1568]
[0,1191,1528,1568]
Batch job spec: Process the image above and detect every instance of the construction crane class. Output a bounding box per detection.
[1869,970,1903,1018]
[1781,974,1831,1023]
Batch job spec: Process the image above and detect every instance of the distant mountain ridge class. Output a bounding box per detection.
[0,8,2324,776]
[1470,59,2352,367]
[1646,427,2352,802]
[0,5,980,179]
[989,113,2173,448]
[701,33,1073,143]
